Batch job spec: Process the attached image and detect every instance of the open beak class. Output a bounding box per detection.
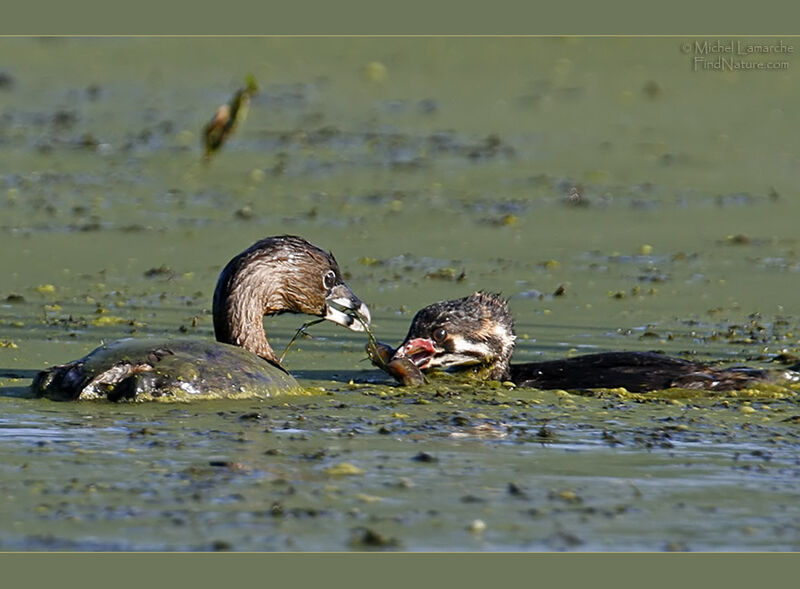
[392,338,438,370]
[325,283,371,332]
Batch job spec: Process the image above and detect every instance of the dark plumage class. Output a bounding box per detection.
[507,351,767,392]
[386,292,785,392]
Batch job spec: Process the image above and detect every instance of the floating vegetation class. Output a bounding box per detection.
[362,61,388,84]
[323,462,365,476]
[143,265,174,279]
[425,267,466,282]
[88,315,139,327]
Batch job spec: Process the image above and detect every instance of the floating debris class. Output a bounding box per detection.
[412,451,437,463]
[549,489,582,504]
[143,265,174,279]
[417,98,438,114]
[507,482,529,498]
[425,267,465,281]
[642,80,662,99]
[349,527,401,549]
[323,462,365,476]
[234,205,254,220]
[466,134,515,160]
[202,74,259,161]
[89,315,135,327]
[0,71,14,89]
[563,185,589,207]
[362,62,388,84]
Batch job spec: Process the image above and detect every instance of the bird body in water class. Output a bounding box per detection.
[378,292,796,392]
[32,236,370,401]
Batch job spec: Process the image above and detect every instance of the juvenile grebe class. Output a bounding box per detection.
[378,292,784,392]
[32,235,370,401]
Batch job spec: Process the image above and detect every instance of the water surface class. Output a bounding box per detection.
[1,37,799,550]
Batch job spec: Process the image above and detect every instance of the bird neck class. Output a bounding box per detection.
[483,334,514,381]
[487,356,513,381]
[213,261,283,365]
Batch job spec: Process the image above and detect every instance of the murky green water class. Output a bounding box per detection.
[1,37,799,550]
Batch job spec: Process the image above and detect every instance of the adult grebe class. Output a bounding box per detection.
[32,235,370,401]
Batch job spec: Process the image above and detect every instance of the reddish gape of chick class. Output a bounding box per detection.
[395,338,438,370]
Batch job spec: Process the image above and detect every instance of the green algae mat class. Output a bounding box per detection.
[1,37,799,550]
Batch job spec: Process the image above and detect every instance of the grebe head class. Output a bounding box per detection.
[213,235,370,364]
[391,292,514,380]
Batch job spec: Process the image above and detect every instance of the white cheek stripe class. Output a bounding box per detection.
[447,334,492,357]
[428,330,515,369]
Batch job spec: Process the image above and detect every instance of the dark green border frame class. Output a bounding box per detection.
[2,0,797,584]
[2,0,800,34]
[1,553,795,585]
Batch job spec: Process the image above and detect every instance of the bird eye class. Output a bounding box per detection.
[432,327,447,343]
[323,270,337,290]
